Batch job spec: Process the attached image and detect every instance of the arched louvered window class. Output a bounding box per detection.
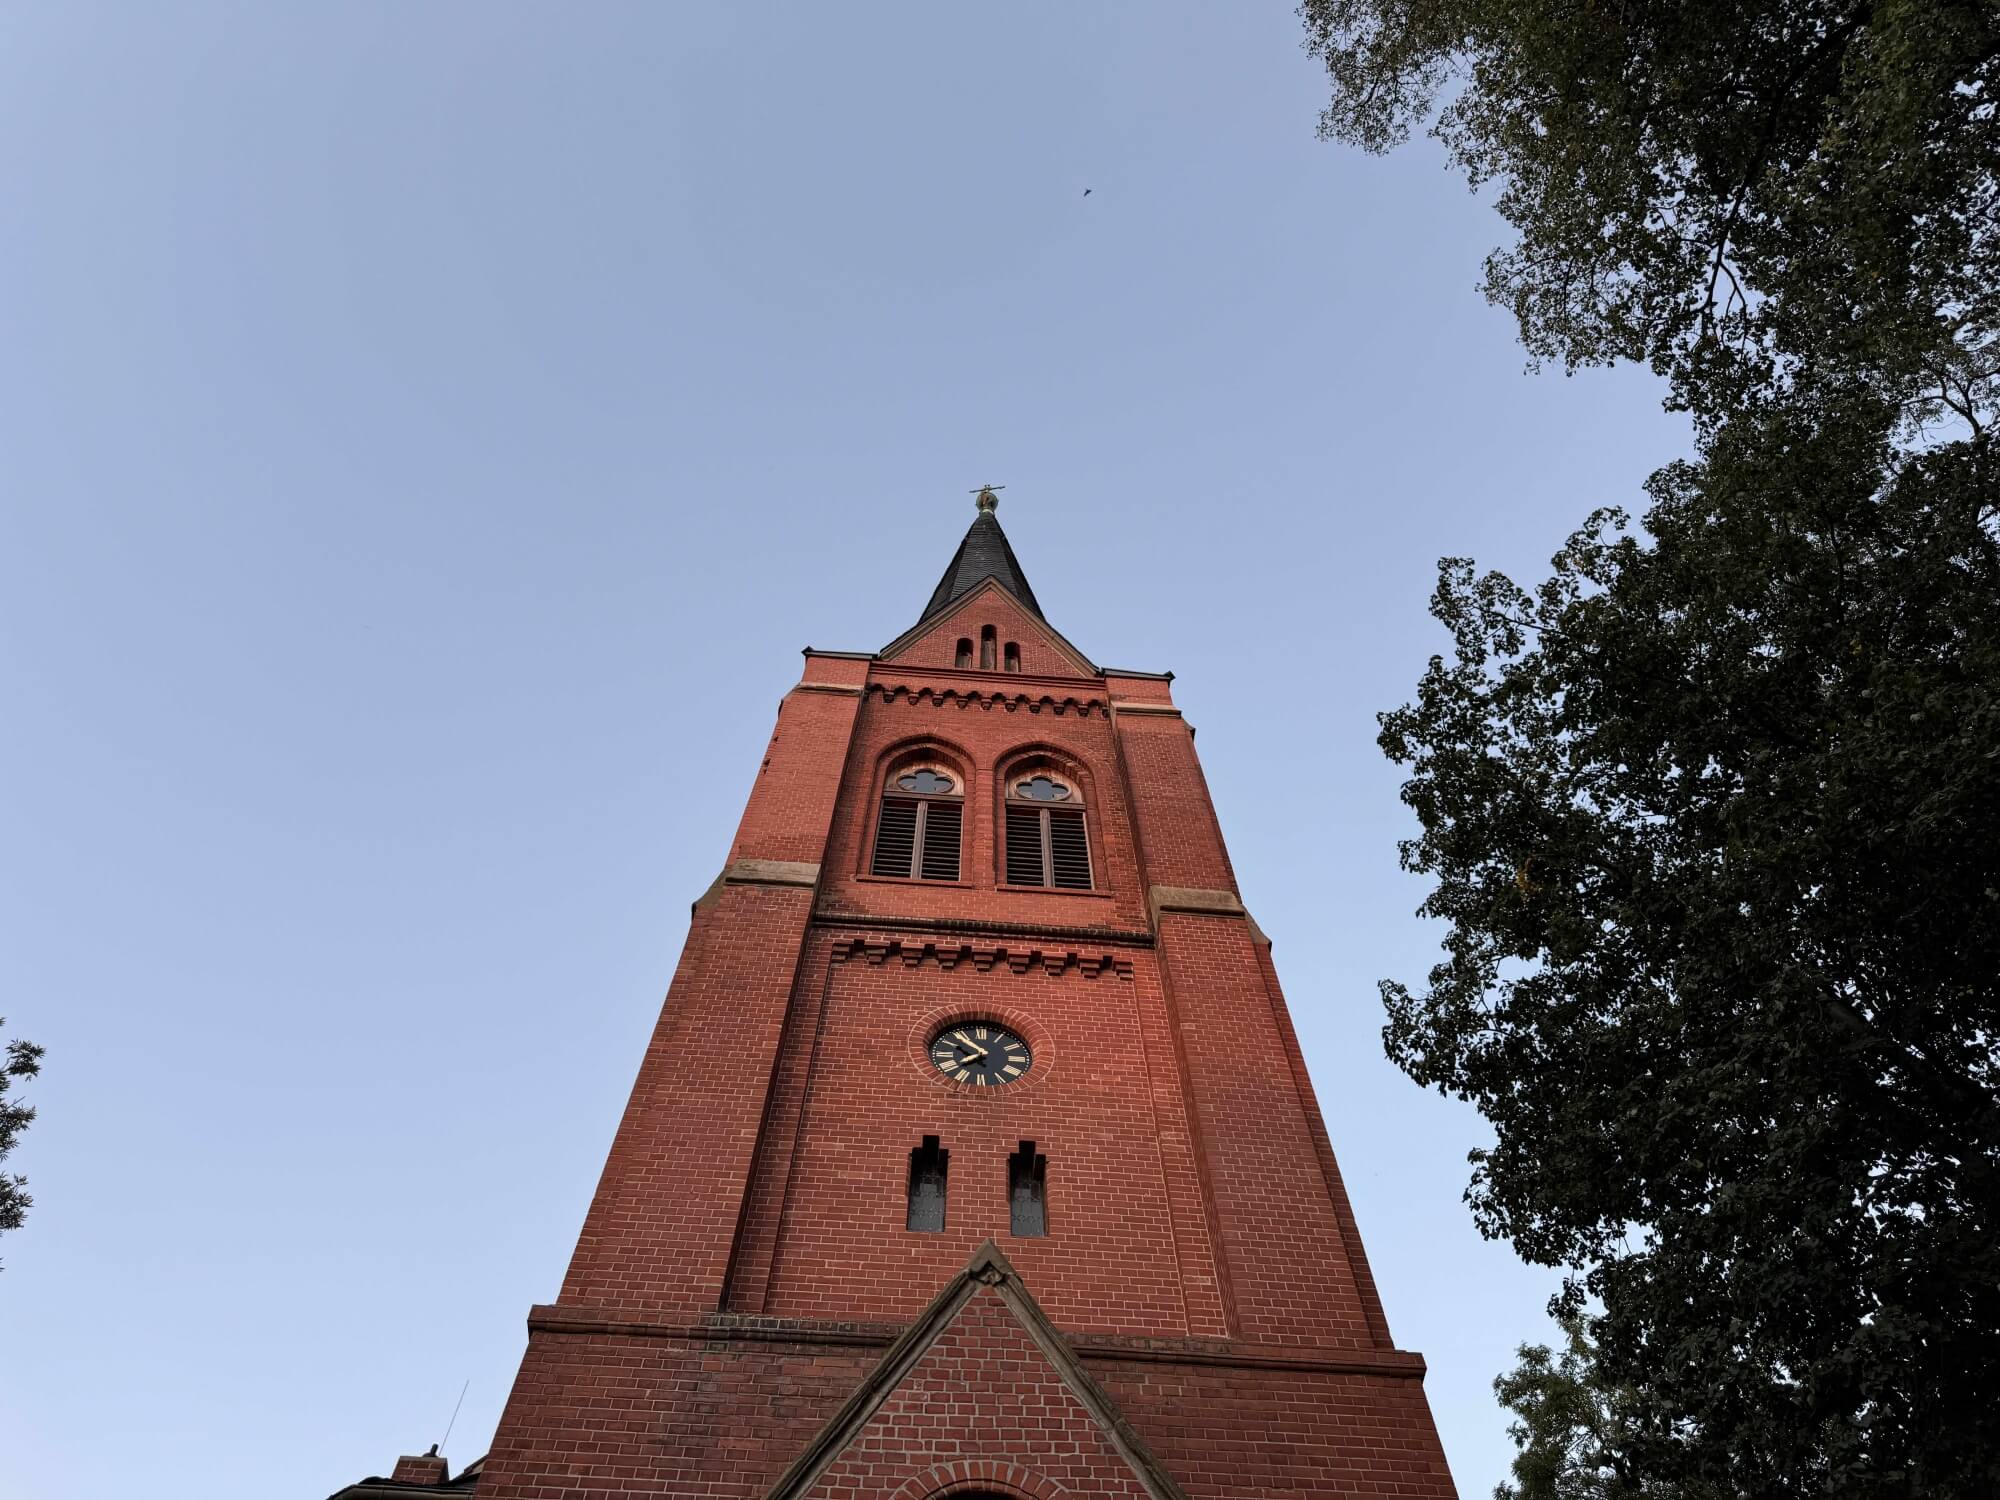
[955,638,973,669]
[871,763,963,881]
[980,625,997,670]
[1003,642,1021,673]
[1003,770,1091,889]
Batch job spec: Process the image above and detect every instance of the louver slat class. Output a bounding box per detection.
[1005,806,1046,885]
[871,798,919,878]
[919,801,962,881]
[1048,809,1091,889]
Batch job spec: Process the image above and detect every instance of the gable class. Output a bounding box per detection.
[767,1242,1185,1500]
[881,581,1098,678]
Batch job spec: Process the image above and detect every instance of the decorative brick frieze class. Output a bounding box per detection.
[870,682,1107,716]
[811,910,1154,948]
[830,934,1135,979]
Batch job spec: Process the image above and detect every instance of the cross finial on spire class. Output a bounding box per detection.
[971,483,1004,513]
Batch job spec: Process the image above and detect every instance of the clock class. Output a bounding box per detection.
[929,1022,1032,1087]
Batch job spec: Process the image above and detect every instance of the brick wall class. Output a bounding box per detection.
[470,611,1458,1498]
[881,586,1089,679]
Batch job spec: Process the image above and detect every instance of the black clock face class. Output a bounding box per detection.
[929,1023,1032,1087]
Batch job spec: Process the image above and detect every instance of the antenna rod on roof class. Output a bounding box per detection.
[438,1378,470,1456]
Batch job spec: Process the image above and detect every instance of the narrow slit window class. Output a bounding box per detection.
[871,766,963,881]
[1003,773,1091,889]
[955,638,973,669]
[1003,642,1021,673]
[908,1136,949,1232]
[980,625,997,670]
[1008,1141,1047,1237]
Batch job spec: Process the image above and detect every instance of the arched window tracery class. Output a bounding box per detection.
[871,757,964,881]
[1002,765,1091,889]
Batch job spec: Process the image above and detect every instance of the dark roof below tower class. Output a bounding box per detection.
[917,492,1042,627]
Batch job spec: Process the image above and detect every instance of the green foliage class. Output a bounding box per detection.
[1377,400,2000,1494]
[0,1016,43,1261]
[1304,0,2000,1491]
[1494,1310,1716,1500]
[1301,0,2000,432]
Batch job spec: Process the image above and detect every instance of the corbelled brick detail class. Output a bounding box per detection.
[469,538,1457,1498]
[829,935,1134,979]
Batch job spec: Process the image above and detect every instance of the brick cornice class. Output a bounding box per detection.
[521,1304,1429,1380]
[1072,1338,1428,1379]
[528,1304,901,1346]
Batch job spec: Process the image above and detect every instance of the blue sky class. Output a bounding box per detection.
[0,7,1687,1498]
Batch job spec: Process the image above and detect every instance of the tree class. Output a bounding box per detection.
[1299,2,2000,1491]
[1374,400,1999,1494]
[1493,1310,1719,1500]
[1300,0,2000,433]
[0,1016,43,1263]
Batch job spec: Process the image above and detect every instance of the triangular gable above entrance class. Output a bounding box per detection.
[765,1241,1187,1500]
[879,579,1099,679]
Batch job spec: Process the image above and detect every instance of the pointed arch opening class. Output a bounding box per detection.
[1000,758,1092,890]
[872,748,966,882]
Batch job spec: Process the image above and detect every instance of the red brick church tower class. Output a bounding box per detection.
[329,492,1458,1500]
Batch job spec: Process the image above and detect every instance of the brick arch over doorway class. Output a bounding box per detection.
[888,1465,1071,1500]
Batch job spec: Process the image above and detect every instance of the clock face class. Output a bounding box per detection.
[929,1023,1032,1087]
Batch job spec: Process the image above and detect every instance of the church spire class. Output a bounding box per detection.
[915,486,1043,627]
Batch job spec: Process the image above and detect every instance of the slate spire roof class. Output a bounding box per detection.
[917,486,1043,626]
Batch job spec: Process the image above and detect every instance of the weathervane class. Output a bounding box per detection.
[970,483,1004,513]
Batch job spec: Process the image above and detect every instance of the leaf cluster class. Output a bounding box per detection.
[0,1015,44,1258]
[1301,0,2000,433]
[1494,1309,1725,1500]
[1378,394,2000,1494]
[1305,0,2000,1489]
